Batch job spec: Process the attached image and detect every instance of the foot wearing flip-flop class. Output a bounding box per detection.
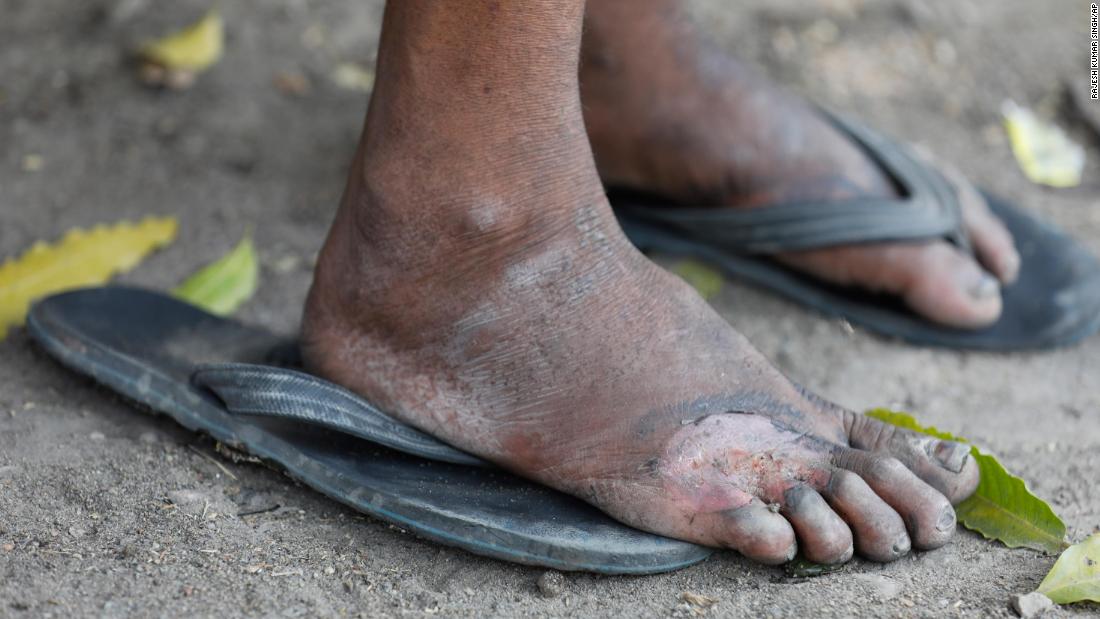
[580,0,1021,329]
[301,1,977,565]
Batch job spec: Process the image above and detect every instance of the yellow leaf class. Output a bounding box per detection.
[1002,100,1084,188]
[0,218,178,339]
[172,234,258,316]
[141,10,224,73]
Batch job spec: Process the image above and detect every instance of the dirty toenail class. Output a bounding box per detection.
[999,252,1021,283]
[891,535,911,557]
[936,506,957,533]
[933,441,969,473]
[968,273,1000,299]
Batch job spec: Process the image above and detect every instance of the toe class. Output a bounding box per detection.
[832,448,956,550]
[779,240,1003,329]
[844,412,980,505]
[781,485,854,564]
[721,499,798,565]
[961,190,1020,284]
[937,157,1020,284]
[892,242,1003,329]
[881,432,980,505]
[820,469,910,562]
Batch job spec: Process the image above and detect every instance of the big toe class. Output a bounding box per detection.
[847,414,981,505]
[780,240,1003,329]
[899,243,1003,329]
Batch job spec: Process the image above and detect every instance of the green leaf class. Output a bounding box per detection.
[865,408,968,443]
[671,260,723,300]
[954,451,1068,554]
[172,234,258,316]
[1038,534,1100,604]
[865,409,1067,554]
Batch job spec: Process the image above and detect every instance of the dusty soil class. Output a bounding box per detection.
[2,0,1098,617]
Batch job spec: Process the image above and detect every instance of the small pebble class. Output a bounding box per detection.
[138,431,160,444]
[1011,592,1054,618]
[21,154,43,172]
[272,255,302,274]
[89,432,106,441]
[804,19,839,45]
[273,71,311,97]
[166,489,212,516]
[933,39,957,65]
[536,570,565,598]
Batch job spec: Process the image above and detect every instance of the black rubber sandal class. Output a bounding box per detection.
[27,286,713,574]
[611,117,1100,350]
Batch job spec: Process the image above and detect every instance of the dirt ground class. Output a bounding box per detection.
[2,0,1099,617]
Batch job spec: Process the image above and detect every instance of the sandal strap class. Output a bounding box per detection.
[192,362,488,467]
[614,114,970,255]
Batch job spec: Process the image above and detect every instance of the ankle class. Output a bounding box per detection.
[303,129,615,349]
[349,120,606,258]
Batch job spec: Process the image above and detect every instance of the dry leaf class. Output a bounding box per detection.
[139,10,224,88]
[680,591,718,607]
[141,10,224,72]
[1002,100,1084,188]
[0,218,178,339]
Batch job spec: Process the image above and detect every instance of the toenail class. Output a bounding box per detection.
[936,506,957,533]
[968,273,1000,299]
[1000,252,1021,283]
[933,441,969,473]
[891,535,911,557]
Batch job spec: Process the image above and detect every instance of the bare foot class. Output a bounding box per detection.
[302,1,978,566]
[581,1,1021,329]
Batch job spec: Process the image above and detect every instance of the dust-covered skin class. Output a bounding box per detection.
[301,0,978,566]
[579,0,1021,329]
[3,0,1098,616]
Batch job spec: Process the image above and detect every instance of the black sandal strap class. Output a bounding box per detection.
[614,114,969,254]
[192,363,489,467]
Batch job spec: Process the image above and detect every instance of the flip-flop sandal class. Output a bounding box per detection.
[27,286,712,574]
[611,116,1100,350]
